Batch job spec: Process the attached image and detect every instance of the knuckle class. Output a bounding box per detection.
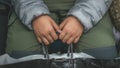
[63,39,66,42]
[41,32,46,36]
[74,35,78,38]
[50,39,54,43]
[49,36,54,41]
[60,35,63,38]
[76,33,79,36]
[66,30,74,34]
[70,32,74,35]
[77,38,80,41]
[53,36,56,40]
[59,36,62,39]
[74,40,78,43]
[62,39,65,42]
[49,37,52,40]
[67,41,70,44]
[48,28,53,32]
[54,36,58,40]
[65,28,70,32]
[75,39,79,43]
[45,41,49,45]
[72,31,76,34]
[61,33,64,36]
[63,39,67,42]
[37,39,41,42]
[74,41,76,43]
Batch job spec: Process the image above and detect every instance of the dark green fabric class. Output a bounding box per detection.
[10,46,117,59]
[83,46,117,59]
[0,4,9,55]
[6,0,117,58]
[44,0,75,24]
[0,0,11,6]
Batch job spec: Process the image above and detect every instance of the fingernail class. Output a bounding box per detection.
[55,38,58,40]
[45,43,49,46]
[67,42,70,45]
[58,30,62,33]
[62,40,65,43]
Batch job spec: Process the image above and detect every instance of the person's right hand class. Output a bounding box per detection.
[32,15,61,45]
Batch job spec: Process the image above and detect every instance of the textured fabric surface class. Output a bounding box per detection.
[110,0,120,31]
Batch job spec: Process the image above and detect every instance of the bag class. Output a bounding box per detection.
[0,44,94,68]
[0,54,95,68]
[109,0,120,31]
[0,44,119,68]
[1,57,120,68]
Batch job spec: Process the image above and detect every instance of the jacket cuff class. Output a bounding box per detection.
[22,9,50,30]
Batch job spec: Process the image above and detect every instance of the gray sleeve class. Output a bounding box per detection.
[11,0,50,30]
[67,0,112,32]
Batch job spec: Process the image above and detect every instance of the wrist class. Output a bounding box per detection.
[67,15,84,31]
[32,14,50,26]
[33,14,49,22]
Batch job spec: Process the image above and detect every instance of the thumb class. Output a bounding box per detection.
[51,20,61,33]
[60,21,66,30]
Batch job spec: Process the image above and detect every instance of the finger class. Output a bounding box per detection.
[51,21,61,33]
[41,36,50,45]
[74,36,80,43]
[62,33,71,43]
[44,33,54,44]
[67,36,75,44]
[37,37,42,43]
[60,21,66,30]
[50,29,58,40]
[59,31,66,40]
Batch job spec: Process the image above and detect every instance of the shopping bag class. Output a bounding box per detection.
[0,44,119,68]
[0,53,94,68]
[0,55,120,68]
[0,44,95,68]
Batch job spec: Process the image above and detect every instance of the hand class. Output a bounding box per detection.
[32,15,61,45]
[59,16,84,44]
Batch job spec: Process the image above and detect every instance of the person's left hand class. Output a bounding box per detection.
[59,16,84,44]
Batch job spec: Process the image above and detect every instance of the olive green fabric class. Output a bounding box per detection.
[7,12,43,53]
[44,0,75,23]
[44,0,75,11]
[6,0,116,58]
[75,12,115,52]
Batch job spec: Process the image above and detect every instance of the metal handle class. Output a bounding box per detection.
[68,44,74,68]
[68,44,73,59]
[42,43,74,59]
[42,43,49,59]
[42,43,74,68]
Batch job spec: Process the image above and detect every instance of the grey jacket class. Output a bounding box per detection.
[11,0,112,32]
